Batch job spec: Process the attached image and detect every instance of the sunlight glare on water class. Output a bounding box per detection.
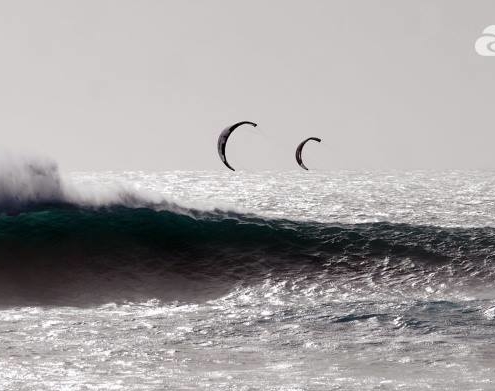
[1,170,495,390]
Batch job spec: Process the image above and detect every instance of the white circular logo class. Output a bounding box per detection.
[475,25,495,56]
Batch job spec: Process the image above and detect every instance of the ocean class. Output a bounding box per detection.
[0,162,494,390]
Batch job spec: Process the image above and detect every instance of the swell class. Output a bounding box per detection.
[1,204,494,268]
[1,205,495,305]
[1,156,494,305]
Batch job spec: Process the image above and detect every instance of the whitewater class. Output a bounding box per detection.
[0,158,494,390]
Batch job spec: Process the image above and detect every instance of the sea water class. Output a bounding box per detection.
[0,168,494,390]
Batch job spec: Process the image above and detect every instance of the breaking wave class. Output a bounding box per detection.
[0,155,494,305]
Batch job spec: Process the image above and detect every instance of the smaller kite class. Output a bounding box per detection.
[295,137,322,170]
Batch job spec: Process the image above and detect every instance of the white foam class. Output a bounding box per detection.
[0,152,171,211]
[0,152,244,219]
[0,152,64,208]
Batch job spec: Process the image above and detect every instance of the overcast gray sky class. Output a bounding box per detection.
[0,0,494,171]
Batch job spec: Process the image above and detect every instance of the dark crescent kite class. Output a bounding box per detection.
[295,137,322,170]
[217,121,257,171]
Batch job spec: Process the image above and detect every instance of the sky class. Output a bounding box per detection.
[0,0,495,171]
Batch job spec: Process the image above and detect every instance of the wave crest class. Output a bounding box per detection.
[0,153,183,212]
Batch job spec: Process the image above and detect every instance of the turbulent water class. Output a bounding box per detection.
[1,162,495,390]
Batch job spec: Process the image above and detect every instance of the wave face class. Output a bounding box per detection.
[1,203,495,305]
